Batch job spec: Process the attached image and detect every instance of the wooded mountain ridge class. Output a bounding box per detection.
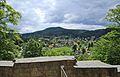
[22,27,115,39]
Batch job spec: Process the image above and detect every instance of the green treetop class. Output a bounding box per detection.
[105,4,120,26]
[0,0,21,60]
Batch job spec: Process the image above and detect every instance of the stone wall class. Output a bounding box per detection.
[75,68,117,77]
[13,60,76,77]
[118,72,120,77]
[0,67,13,77]
[0,58,119,77]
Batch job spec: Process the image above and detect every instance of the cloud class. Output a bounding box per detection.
[18,23,105,33]
[7,0,120,33]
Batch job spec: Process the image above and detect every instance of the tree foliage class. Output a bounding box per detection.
[91,30,120,65]
[22,39,43,58]
[0,0,21,39]
[0,39,21,60]
[105,4,120,26]
[91,4,120,65]
[0,0,21,26]
[0,0,21,60]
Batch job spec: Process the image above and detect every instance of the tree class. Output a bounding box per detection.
[0,39,21,60]
[72,43,78,52]
[105,4,120,26]
[0,0,21,40]
[0,0,21,26]
[91,30,120,65]
[22,39,43,58]
[91,4,120,65]
[0,0,21,60]
[81,47,86,54]
[72,42,78,58]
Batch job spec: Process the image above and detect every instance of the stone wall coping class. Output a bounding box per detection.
[0,56,75,67]
[0,61,14,67]
[114,65,120,72]
[15,56,75,63]
[74,60,117,69]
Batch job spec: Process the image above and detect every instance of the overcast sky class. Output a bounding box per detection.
[8,0,120,33]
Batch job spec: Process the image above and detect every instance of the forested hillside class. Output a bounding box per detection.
[22,27,114,39]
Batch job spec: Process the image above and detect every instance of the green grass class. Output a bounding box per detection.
[43,47,74,56]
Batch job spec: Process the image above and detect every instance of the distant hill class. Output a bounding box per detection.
[22,27,114,39]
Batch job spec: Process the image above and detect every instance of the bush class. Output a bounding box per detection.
[22,39,43,58]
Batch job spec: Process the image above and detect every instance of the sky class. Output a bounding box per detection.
[8,0,120,33]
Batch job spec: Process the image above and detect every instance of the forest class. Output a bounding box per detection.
[0,0,120,65]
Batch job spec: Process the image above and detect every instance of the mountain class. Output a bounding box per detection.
[22,27,114,39]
